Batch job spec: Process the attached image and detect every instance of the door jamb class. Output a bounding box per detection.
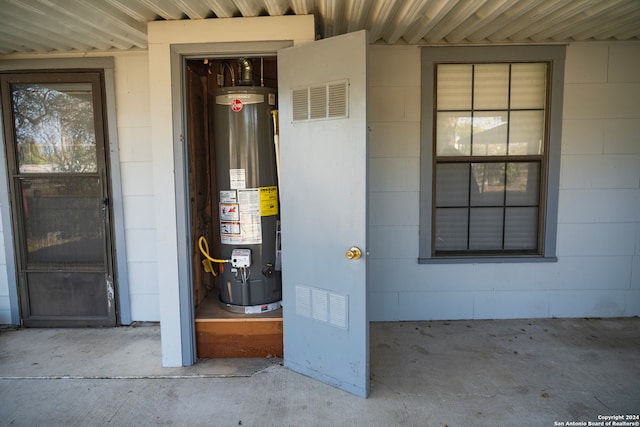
[0,111,19,324]
[148,16,314,367]
[169,41,294,366]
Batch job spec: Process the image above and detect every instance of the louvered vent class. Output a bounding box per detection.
[291,80,348,122]
[328,81,347,117]
[292,88,309,121]
[309,86,327,119]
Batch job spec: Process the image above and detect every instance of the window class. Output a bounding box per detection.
[419,46,565,262]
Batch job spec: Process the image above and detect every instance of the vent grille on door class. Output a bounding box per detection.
[295,285,348,329]
[292,88,309,121]
[309,86,327,119]
[291,80,348,122]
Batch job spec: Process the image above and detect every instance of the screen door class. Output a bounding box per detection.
[1,71,116,327]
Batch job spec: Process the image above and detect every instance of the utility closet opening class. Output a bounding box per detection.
[185,56,283,359]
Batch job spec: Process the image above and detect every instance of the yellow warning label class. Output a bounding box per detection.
[259,186,279,216]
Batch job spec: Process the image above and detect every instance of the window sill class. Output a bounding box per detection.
[418,256,558,264]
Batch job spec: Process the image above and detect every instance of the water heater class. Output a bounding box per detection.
[213,84,281,312]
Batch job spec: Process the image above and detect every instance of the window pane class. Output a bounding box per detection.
[511,63,547,109]
[437,112,471,156]
[12,83,97,173]
[470,163,505,206]
[436,163,469,207]
[506,162,540,206]
[504,207,538,250]
[472,112,508,156]
[435,208,468,250]
[424,47,563,260]
[509,110,545,155]
[469,207,503,250]
[437,64,472,110]
[474,64,509,110]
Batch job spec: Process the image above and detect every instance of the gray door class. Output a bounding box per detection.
[278,30,369,397]
[1,72,116,327]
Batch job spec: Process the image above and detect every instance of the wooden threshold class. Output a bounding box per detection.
[195,296,283,358]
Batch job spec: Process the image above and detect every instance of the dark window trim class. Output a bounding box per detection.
[418,45,565,264]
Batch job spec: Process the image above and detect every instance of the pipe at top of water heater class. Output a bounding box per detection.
[238,57,253,85]
[221,62,235,86]
[271,110,281,195]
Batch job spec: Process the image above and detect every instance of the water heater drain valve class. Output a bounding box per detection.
[231,249,252,268]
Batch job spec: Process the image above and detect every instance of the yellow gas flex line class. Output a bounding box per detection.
[198,236,230,277]
[198,236,228,263]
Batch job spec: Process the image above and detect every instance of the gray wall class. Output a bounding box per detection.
[1,41,638,324]
[367,42,640,321]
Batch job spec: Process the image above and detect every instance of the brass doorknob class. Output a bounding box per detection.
[345,246,362,260]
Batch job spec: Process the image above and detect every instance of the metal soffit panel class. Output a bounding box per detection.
[0,0,639,54]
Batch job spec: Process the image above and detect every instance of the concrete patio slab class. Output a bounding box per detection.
[1,318,638,426]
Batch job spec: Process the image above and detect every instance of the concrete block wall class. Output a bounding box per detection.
[1,40,637,325]
[0,52,160,324]
[113,53,159,321]
[559,42,640,316]
[367,42,640,321]
[0,210,9,323]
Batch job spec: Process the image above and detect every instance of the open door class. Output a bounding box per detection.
[278,30,369,397]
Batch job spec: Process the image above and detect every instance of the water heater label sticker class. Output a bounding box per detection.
[220,190,237,203]
[238,189,260,211]
[237,189,262,244]
[220,221,240,236]
[229,169,246,189]
[219,203,239,221]
[239,214,262,244]
[260,186,278,216]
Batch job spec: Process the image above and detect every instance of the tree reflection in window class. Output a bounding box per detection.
[12,83,97,173]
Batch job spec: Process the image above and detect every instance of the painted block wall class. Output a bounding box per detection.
[0,209,10,323]
[113,53,159,321]
[0,52,160,324]
[0,16,315,327]
[367,42,640,321]
[1,39,637,325]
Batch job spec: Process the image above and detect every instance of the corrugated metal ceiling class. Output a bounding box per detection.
[0,0,639,55]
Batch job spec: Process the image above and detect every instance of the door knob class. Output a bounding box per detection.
[345,246,362,260]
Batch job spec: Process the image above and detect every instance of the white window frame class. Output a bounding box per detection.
[419,46,565,263]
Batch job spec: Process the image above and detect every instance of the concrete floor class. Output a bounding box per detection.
[0,318,638,426]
